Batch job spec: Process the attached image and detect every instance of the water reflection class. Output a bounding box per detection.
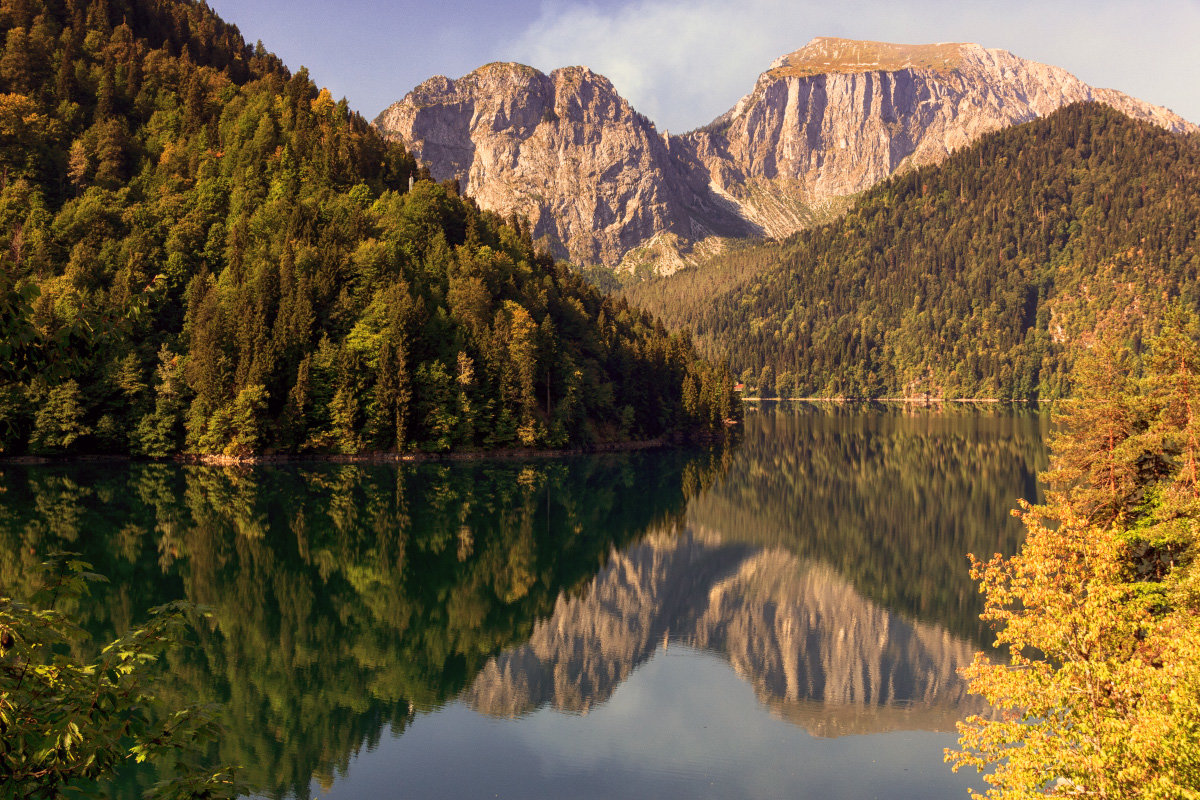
[465,527,987,738]
[463,404,1046,741]
[0,450,726,799]
[694,403,1048,640]
[0,405,1047,798]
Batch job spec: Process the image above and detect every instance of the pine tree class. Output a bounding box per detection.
[950,314,1200,798]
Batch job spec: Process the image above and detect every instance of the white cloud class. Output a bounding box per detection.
[494,0,1200,132]
[500,0,801,131]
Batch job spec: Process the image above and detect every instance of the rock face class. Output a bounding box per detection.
[461,527,987,737]
[690,37,1197,237]
[374,62,755,268]
[375,39,1197,272]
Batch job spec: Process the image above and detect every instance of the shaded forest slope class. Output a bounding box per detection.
[626,104,1200,399]
[0,0,737,457]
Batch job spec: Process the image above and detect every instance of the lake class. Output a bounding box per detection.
[0,403,1048,799]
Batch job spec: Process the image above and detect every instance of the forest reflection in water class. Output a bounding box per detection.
[0,448,725,798]
[693,402,1049,642]
[465,403,1048,738]
[0,403,1047,798]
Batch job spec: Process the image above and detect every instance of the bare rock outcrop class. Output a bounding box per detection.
[376,39,1197,273]
[374,63,756,268]
[688,38,1197,236]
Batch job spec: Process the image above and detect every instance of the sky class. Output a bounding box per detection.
[205,0,1200,134]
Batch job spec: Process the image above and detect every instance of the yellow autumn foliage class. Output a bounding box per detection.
[949,313,1200,799]
[948,505,1200,798]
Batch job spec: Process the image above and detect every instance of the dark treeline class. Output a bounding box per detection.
[0,0,738,457]
[626,104,1200,399]
[688,404,1048,641]
[0,447,731,797]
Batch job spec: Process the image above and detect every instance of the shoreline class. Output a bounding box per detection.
[0,436,685,467]
[739,396,1041,403]
[181,436,674,466]
[0,400,1048,465]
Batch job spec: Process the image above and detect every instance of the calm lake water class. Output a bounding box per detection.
[0,404,1048,799]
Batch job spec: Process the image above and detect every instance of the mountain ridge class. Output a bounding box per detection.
[375,38,1197,272]
[375,61,758,269]
[623,102,1200,399]
[760,38,970,79]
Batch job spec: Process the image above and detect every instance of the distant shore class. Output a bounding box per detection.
[182,437,674,466]
[738,396,1038,403]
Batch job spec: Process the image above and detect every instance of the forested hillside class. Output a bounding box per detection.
[0,0,737,457]
[626,104,1200,399]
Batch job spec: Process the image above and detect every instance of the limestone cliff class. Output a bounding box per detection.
[373,62,755,268]
[461,527,988,737]
[376,39,1197,272]
[690,38,1197,237]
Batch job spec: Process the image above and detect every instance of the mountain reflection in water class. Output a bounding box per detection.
[466,404,1046,741]
[465,527,987,737]
[0,404,1047,798]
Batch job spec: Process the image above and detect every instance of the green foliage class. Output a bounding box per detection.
[30,379,89,452]
[627,104,1200,400]
[948,312,1200,798]
[0,554,240,800]
[1044,306,1200,566]
[0,0,735,457]
[0,447,729,797]
[0,264,42,382]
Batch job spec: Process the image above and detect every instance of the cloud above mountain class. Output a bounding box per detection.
[505,0,779,133]
[502,0,1200,133]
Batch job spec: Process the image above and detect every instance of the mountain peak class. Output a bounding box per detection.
[468,61,545,81]
[374,59,749,268]
[410,62,546,97]
[377,40,1196,272]
[766,37,976,80]
[549,64,620,93]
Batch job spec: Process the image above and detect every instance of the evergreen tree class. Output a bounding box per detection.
[626,104,1200,401]
[0,0,736,457]
[949,313,1200,798]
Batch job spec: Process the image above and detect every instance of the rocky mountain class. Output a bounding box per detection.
[375,38,1196,274]
[462,527,987,737]
[689,38,1196,238]
[374,63,756,269]
[624,102,1200,399]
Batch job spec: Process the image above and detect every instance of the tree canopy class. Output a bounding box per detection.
[948,312,1200,797]
[0,0,737,457]
[627,104,1200,400]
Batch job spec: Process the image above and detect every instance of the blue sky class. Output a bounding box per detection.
[206,0,1199,133]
